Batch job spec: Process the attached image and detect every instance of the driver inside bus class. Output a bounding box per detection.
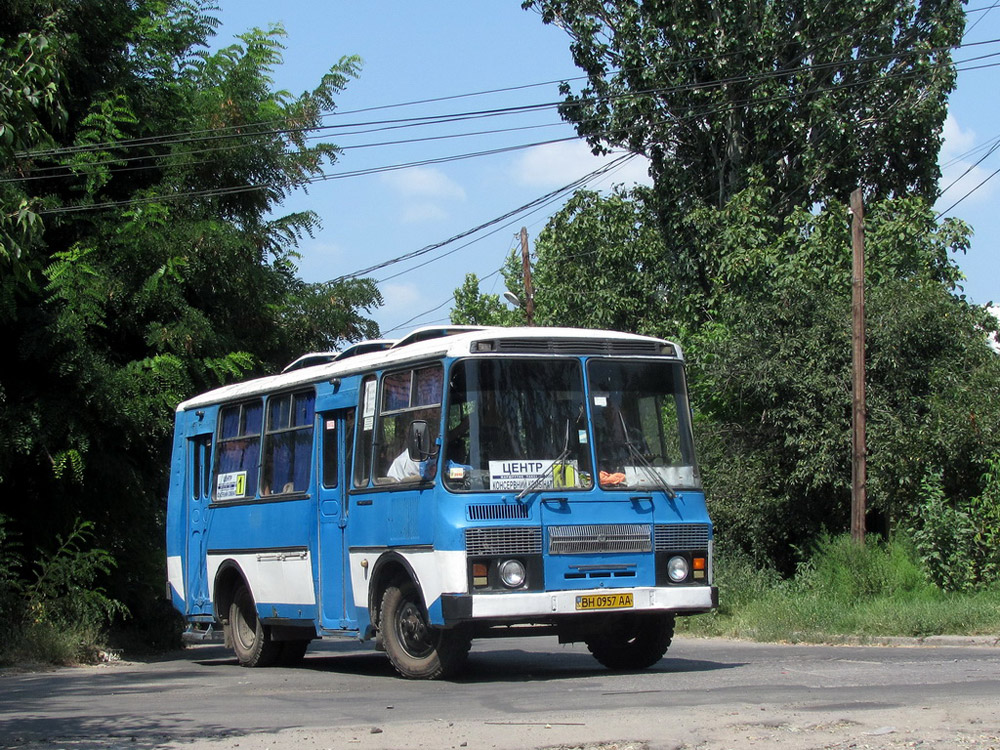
[387,448,428,481]
[385,416,472,482]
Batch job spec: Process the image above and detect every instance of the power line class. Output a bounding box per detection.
[936,162,1000,217]
[373,152,642,285]
[328,153,636,283]
[13,35,999,166]
[23,52,1000,212]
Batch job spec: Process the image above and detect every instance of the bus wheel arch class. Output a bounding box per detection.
[212,562,282,668]
[367,553,470,679]
[212,560,248,628]
[367,552,420,629]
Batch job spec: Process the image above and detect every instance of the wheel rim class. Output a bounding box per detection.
[395,599,434,658]
[235,597,257,650]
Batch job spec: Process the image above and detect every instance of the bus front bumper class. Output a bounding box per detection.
[440,585,718,623]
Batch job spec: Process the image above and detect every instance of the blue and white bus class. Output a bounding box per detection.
[166,326,716,678]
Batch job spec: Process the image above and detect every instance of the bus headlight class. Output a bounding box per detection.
[667,556,689,582]
[498,559,526,588]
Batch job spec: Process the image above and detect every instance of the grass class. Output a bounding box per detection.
[677,533,1000,642]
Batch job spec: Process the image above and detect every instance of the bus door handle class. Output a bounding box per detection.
[541,497,569,512]
[630,495,654,512]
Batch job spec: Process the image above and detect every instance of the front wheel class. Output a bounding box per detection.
[380,582,470,679]
[586,612,675,671]
[228,583,282,668]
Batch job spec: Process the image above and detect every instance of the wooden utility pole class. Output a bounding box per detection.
[519,226,535,326]
[850,188,867,544]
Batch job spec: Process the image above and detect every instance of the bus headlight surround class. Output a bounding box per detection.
[498,559,526,588]
[667,555,689,582]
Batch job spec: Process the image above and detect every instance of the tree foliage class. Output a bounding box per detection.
[511,0,1000,577]
[450,272,519,327]
[1,0,382,637]
[522,0,967,334]
[523,0,963,211]
[509,176,1000,572]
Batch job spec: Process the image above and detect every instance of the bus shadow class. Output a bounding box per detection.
[192,641,743,683]
[453,649,743,683]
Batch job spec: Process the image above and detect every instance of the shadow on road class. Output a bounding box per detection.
[191,639,745,684]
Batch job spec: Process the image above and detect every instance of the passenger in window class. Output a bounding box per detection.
[387,448,427,481]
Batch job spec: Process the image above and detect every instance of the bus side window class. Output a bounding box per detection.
[261,390,315,495]
[214,401,262,500]
[375,365,443,484]
[322,409,356,491]
[191,435,211,500]
[354,375,377,488]
[322,417,337,488]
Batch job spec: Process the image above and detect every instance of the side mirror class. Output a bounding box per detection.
[407,420,437,462]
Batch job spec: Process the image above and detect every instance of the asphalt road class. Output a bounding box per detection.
[3,636,999,750]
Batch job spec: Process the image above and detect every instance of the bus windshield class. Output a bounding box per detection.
[444,359,593,492]
[588,359,701,491]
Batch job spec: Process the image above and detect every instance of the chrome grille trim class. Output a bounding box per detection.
[654,524,711,551]
[465,527,542,556]
[548,524,652,554]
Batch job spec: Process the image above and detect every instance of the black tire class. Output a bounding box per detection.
[585,612,675,671]
[229,584,282,668]
[277,639,310,666]
[380,582,471,679]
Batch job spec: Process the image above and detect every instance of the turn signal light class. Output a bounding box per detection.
[473,562,488,588]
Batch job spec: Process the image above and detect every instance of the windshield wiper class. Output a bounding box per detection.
[516,419,571,501]
[616,412,677,499]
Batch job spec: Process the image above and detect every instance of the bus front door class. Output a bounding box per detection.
[317,408,355,630]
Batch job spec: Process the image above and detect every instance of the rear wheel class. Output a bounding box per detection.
[586,612,675,671]
[380,582,470,679]
[229,584,282,668]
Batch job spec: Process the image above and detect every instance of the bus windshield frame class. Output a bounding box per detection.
[443,357,593,492]
[442,356,700,494]
[587,358,701,492]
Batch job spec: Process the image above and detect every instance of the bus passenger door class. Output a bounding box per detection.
[318,408,355,630]
[186,434,213,615]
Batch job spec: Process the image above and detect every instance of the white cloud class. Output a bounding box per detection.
[381,167,466,201]
[380,167,466,224]
[941,114,976,161]
[401,201,449,223]
[937,113,997,210]
[512,140,653,189]
[989,306,1000,354]
[376,281,425,330]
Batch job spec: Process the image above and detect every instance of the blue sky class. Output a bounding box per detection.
[213,2,999,338]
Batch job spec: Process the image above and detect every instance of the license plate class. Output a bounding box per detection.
[575,592,634,611]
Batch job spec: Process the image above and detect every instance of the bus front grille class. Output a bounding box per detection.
[468,503,530,521]
[654,524,711,550]
[465,527,542,556]
[548,524,652,554]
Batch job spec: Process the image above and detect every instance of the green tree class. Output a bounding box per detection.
[523,0,962,211]
[519,179,1000,571]
[682,195,1000,570]
[523,0,965,324]
[450,272,519,326]
[0,0,382,644]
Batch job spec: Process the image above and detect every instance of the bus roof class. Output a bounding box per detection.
[176,326,681,412]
